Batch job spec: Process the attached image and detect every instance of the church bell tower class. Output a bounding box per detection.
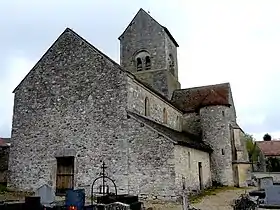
[118,9,181,99]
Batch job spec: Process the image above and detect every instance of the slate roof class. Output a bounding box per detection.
[118,8,179,47]
[127,111,213,153]
[257,140,280,156]
[0,138,11,147]
[171,83,231,113]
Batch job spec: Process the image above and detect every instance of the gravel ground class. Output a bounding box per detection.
[192,187,257,210]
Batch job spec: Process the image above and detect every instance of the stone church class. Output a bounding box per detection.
[8,9,250,201]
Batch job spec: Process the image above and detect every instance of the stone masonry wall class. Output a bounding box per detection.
[119,10,179,99]
[174,145,211,194]
[127,76,182,131]
[165,33,178,79]
[200,106,234,186]
[182,112,202,135]
[234,129,249,162]
[119,10,167,73]
[8,29,130,194]
[126,115,177,201]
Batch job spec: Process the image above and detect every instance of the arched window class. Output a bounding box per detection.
[136,58,142,71]
[135,50,151,71]
[145,56,151,70]
[144,97,150,116]
[163,108,167,124]
[168,54,175,75]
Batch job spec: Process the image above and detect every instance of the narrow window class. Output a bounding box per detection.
[144,97,150,116]
[163,108,167,124]
[56,156,74,195]
[222,111,225,116]
[222,149,225,155]
[169,54,175,75]
[145,56,151,70]
[176,116,180,129]
[136,58,142,71]
[188,152,191,168]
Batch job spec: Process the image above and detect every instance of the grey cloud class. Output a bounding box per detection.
[0,0,155,137]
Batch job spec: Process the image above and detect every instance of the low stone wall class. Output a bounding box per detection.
[252,172,280,183]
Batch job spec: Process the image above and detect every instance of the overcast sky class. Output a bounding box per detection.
[0,0,280,140]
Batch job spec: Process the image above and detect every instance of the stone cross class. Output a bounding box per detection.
[259,177,273,190]
[35,184,55,206]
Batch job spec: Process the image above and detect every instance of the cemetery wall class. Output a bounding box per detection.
[253,172,280,183]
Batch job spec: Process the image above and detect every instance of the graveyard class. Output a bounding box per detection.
[2,176,280,209]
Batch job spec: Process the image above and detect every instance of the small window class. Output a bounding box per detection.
[168,54,175,75]
[145,56,151,70]
[144,97,150,116]
[163,108,167,124]
[136,58,142,71]
[222,111,225,116]
[176,116,180,129]
[188,152,191,168]
[222,149,225,155]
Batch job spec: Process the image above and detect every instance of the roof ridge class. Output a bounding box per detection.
[12,27,183,112]
[127,110,212,152]
[118,8,178,47]
[175,82,230,92]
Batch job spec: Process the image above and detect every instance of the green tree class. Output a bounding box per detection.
[263,133,272,141]
[244,133,260,170]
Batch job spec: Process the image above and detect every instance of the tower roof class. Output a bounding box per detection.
[171,83,231,113]
[118,8,179,47]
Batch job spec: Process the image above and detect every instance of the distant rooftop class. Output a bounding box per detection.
[257,140,280,156]
[0,137,11,147]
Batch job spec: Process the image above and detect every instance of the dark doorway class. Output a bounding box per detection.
[56,156,74,195]
[198,162,203,190]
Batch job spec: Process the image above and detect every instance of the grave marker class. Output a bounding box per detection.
[264,185,280,205]
[35,184,55,206]
[258,177,273,190]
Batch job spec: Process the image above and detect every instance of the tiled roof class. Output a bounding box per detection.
[0,138,11,147]
[127,111,213,153]
[257,140,280,156]
[171,83,231,113]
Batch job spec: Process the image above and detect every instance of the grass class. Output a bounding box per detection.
[189,186,247,204]
[0,184,7,193]
[0,184,34,202]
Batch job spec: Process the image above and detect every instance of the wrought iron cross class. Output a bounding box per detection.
[101,162,107,194]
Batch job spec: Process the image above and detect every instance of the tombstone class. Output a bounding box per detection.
[264,186,280,205]
[65,189,85,210]
[35,184,55,206]
[258,177,273,190]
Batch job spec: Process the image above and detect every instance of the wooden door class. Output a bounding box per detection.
[198,162,203,190]
[56,156,74,194]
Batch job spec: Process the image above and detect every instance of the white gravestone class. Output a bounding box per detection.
[35,184,55,206]
[259,177,273,190]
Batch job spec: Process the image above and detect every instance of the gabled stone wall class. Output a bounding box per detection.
[8,29,129,193]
